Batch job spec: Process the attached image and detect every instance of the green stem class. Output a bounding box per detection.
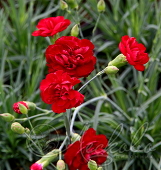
[15,112,52,121]
[76,10,84,38]
[92,13,101,42]
[70,96,106,134]
[25,133,44,156]
[15,118,27,121]
[78,68,106,92]
[36,106,52,113]
[26,114,44,155]
[64,114,71,142]
[58,136,68,160]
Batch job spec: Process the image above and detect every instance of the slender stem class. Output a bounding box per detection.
[25,133,44,156]
[59,136,68,150]
[26,114,44,155]
[78,69,106,92]
[78,74,98,92]
[58,136,68,159]
[76,10,84,39]
[36,106,52,113]
[92,13,101,43]
[15,112,52,122]
[70,96,106,134]
[64,114,71,141]
[15,118,27,121]
[26,114,35,132]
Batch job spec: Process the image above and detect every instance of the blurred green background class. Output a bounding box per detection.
[0,0,161,169]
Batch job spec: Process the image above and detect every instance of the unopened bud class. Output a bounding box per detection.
[108,54,127,68]
[0,113,15,122]
[97,0,106,13]
[88,160,98,170]
[23,101,36,110]
[71,24,79,37]
[97,167,103,170]
[39,149,60,165]
[66,0,78,9]
[30,162,43,170]
[19,103,28,114]
[60,0,68,10]
[30,150,60,170]
[104,66,119,74]
[56,160,66,170]
[13,101,29,114]
[25,128,30,134]
[71,133,81,142]
[11,122,25,134]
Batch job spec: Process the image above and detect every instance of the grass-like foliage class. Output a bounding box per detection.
[0,0,161,169]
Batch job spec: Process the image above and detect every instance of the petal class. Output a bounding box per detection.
[51,102,66,113]
[134,64,145,71]
[64,141,81,165]
[80,128,96,144]
[74,59,96,77]
[95,134,108,148]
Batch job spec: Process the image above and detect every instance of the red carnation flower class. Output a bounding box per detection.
[13,101,28,114]
[30,163,43,170]
[32,16,71,37]
[45,36,97,78]
[40,70,84,113]
[64,128,108,170]
[119,35,149,71]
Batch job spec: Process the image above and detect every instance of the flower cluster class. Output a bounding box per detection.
[32,17,96,113]
[27,14,149,170]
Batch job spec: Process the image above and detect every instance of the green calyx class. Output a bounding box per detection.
[97,0,106,13]
[104,66,119,74]
[23,101,36,110]
[60,0,68,10]
[71,24,79,37]
[0,113,15,122]
[56,160,66,170]
[108,54,127,68]
[37,149,60,168]
[11,122,25,134]
[88,160,98,170]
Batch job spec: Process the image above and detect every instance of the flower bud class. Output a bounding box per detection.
[88,160,98,170]
[23,101,36,110]
[19,103,28,114]
[41,149,60,162]
[104,66,119,74]
[71,24,79,37]
[30,150,60,170]
[13,101,28,114]
[97,167,103,170]
[11,122,25,134]
[108,54,127,68]
[30,162,43,170]
[71,133,81,142]
[66,0,78,9]
[60,0,68,10]
[0,113,15,122]
[25,128,30,134]
[56,160,66,170]
[97,0,106,13]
